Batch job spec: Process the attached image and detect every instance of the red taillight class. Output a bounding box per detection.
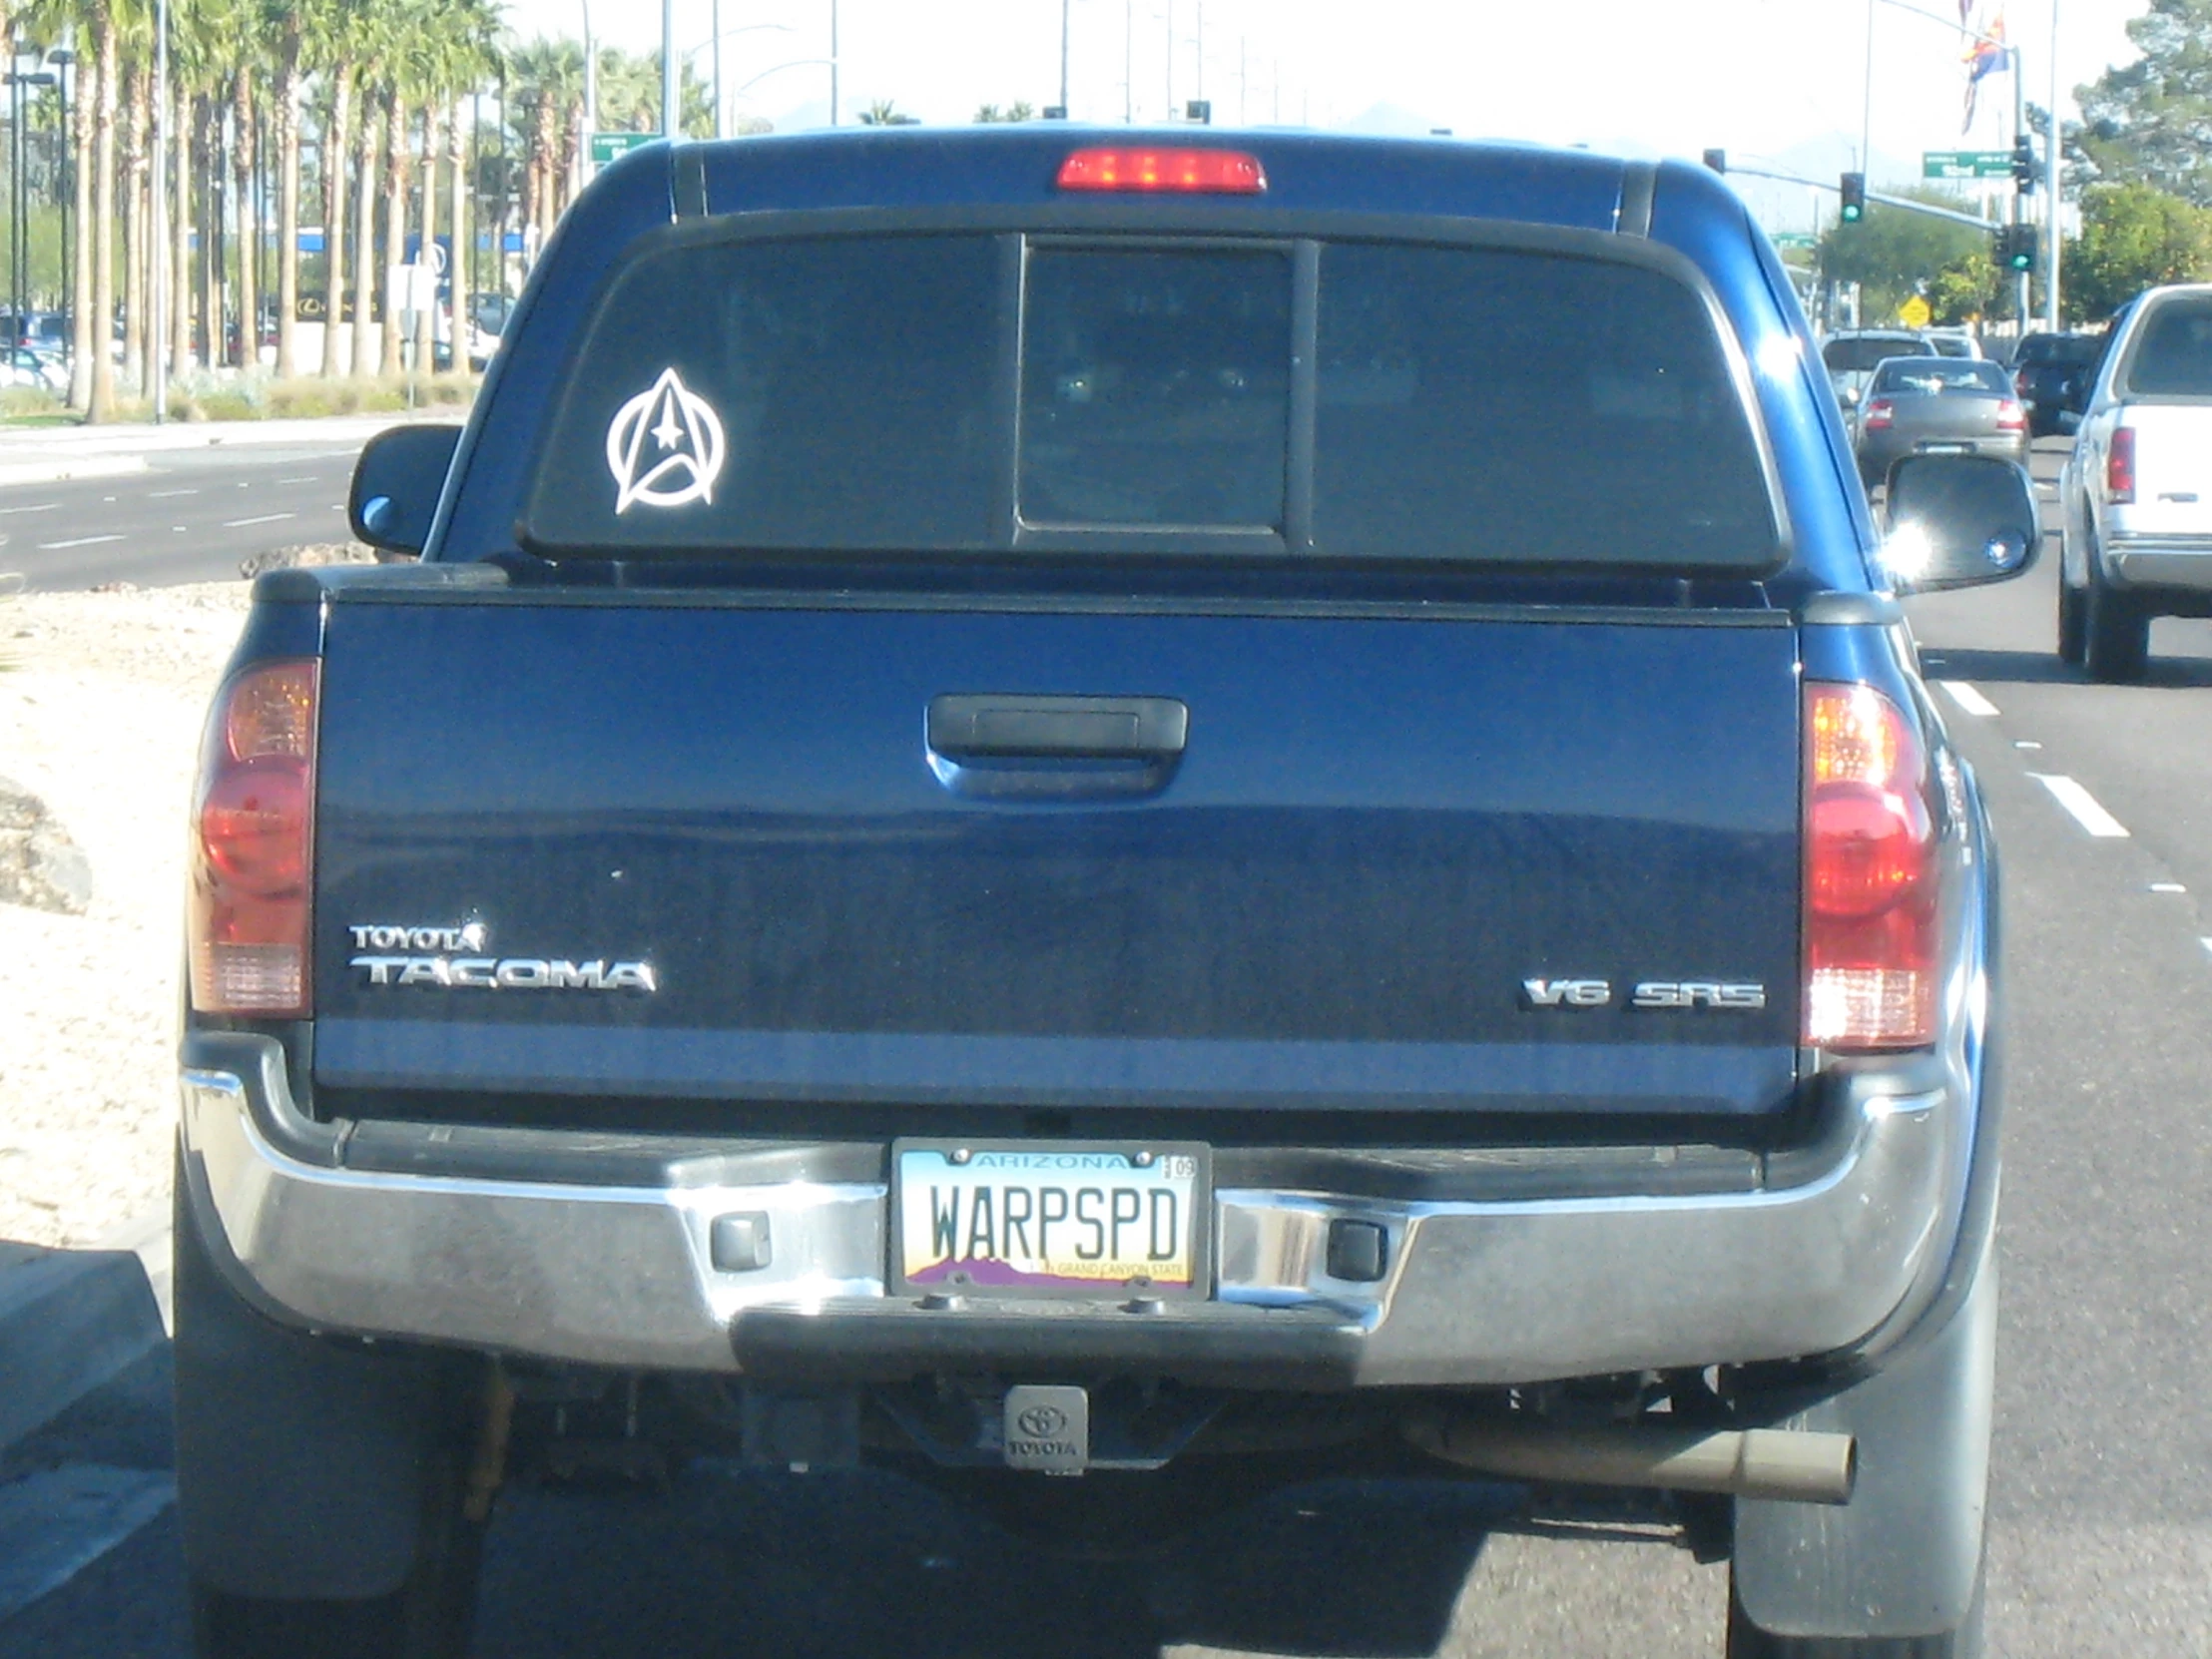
[189,660,318,1016]
[2106,425,2136,503]
[1861,397,1894,430]
[1803,684,1936,1050]
[1056,147,1268,194]
[1994,398,2026,432]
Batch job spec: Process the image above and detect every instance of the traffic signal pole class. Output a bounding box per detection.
[2012,52,2029,328]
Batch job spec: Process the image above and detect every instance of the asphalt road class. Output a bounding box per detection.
[4,438,2209,1656]
[0,441,364,593]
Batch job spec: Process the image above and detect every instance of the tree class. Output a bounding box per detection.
[973,100,1034,123]
[2066,182,2212,318]
[2075,0,2212,204]
[1817,189,1992,328]
[857,98,915,125]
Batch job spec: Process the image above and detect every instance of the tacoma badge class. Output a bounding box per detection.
[347,921,656,992]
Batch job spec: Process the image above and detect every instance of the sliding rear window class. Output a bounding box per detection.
[522,231,1778,569]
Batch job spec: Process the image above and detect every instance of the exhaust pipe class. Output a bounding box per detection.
[1405,1416,1856,1506]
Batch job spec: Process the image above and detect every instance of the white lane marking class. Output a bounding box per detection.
[2030,774,2131,838]
[1938,680,1999,717]
[0,1466,176,1622]
[147,487,199,498]
[2150,882,2187,893]
[2014,740,2042,750]
[36,534,124,549]
[222,512,295,528]
[275,475,316,484]
[2201,938,2212,957]
[0,501,59,515]
[172,525,187,532]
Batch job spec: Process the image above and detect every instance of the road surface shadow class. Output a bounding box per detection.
[478,1465,1517,1658]
[1920,644,2212,690]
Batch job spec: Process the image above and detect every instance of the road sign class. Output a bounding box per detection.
[1772,232,1816,250]
[1923,150,2012,180]
[1898,294,1933,328]
[590,131,656,166]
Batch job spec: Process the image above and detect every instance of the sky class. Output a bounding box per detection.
[503,0,2152,206]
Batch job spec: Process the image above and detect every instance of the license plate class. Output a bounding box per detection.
[1919,441,1971,454]
[891,1141,1210,1297]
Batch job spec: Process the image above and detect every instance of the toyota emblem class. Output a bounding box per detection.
[1015,1404,1067,1438]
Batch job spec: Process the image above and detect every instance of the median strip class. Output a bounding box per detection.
[2029,774,2130,838]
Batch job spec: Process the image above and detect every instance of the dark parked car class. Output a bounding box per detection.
[1854,355,2028,487]
[2008,329,2104,436]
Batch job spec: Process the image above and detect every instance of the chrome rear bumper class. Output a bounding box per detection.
[180,1026,1981,1387]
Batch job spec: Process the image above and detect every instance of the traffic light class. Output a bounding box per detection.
[1703,148,1727,174]
[1840,172,1866,223]
[2012,134,2036,193]
[1998,223,2038,273]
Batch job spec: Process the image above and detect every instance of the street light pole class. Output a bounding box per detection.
[2046,0,2061,329]
[581,0,597,181]
[830,0,838,127]
[662,0,677,138]
[1060,0,1070,119]
[713,0,723,140]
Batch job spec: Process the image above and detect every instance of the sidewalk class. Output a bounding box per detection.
[0,409,455,487]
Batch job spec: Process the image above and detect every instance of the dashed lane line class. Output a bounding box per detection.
[35,534,124,550]
[146,487,199,498]
[1938,680,1999,717]
[222,511,296,528]
[0,501,59,515]
[2030,774,2131,838]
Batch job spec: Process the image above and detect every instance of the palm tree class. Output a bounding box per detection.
[268,0,310,376]
[505,37,581,257]
[89,0,120,416]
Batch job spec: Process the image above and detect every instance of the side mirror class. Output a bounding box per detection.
[1879,454,2038,593]
[347,423,464,556]
[1839,385,1862,409]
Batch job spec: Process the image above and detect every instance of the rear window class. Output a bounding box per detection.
[523,232,1778,570]
[1823,336,1922,374]
[1870,359,2009,395]
[2121,298,2212,397]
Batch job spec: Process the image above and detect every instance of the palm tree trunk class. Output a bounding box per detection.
[230,72,257,368]
[123,62,147,396]
[89,11,119,421]
[196,95,217,370]
[379,92,406,377]
[351,91,377,378]
[413,103,437,374]
[447,93,467,377]
[274,39,302,377]
[68,31,97,410]
[171,73,191,378]
[318,67,351,377]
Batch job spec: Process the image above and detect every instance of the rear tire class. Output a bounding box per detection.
[2083,574,2149,682]
[2056,571,2087,664]
[175,1163,488,1659]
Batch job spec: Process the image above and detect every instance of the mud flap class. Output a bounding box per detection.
[173,1154,447,1601]
[1731,1238,1995,1640]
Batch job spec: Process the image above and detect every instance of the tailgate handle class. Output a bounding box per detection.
[927,695,1188,761]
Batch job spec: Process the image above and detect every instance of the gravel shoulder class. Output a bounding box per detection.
[0,583,250,1248]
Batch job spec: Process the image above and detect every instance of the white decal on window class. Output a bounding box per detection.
[605,366,727,514]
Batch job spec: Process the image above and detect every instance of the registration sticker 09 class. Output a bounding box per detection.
[891,1142,1210,1298]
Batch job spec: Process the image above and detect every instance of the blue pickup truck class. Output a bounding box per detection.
[172,128,2034,1658]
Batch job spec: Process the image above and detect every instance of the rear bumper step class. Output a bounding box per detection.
[179,1029,1977,1387]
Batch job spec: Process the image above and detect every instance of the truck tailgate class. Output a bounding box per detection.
[2116,403,2212,537]
[311,598,1802,1121]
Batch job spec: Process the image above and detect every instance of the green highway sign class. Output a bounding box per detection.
[590,131,657,165]
[1923,150,2012,180]
[1772,231,1816,250]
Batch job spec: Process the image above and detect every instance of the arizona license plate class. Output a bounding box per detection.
[892,1142,1209,1297]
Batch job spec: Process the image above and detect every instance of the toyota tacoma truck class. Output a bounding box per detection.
[2058,281,2212,680]
[173,128,2036,1658]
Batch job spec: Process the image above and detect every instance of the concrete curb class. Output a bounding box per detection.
[0,1211,171,1452]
